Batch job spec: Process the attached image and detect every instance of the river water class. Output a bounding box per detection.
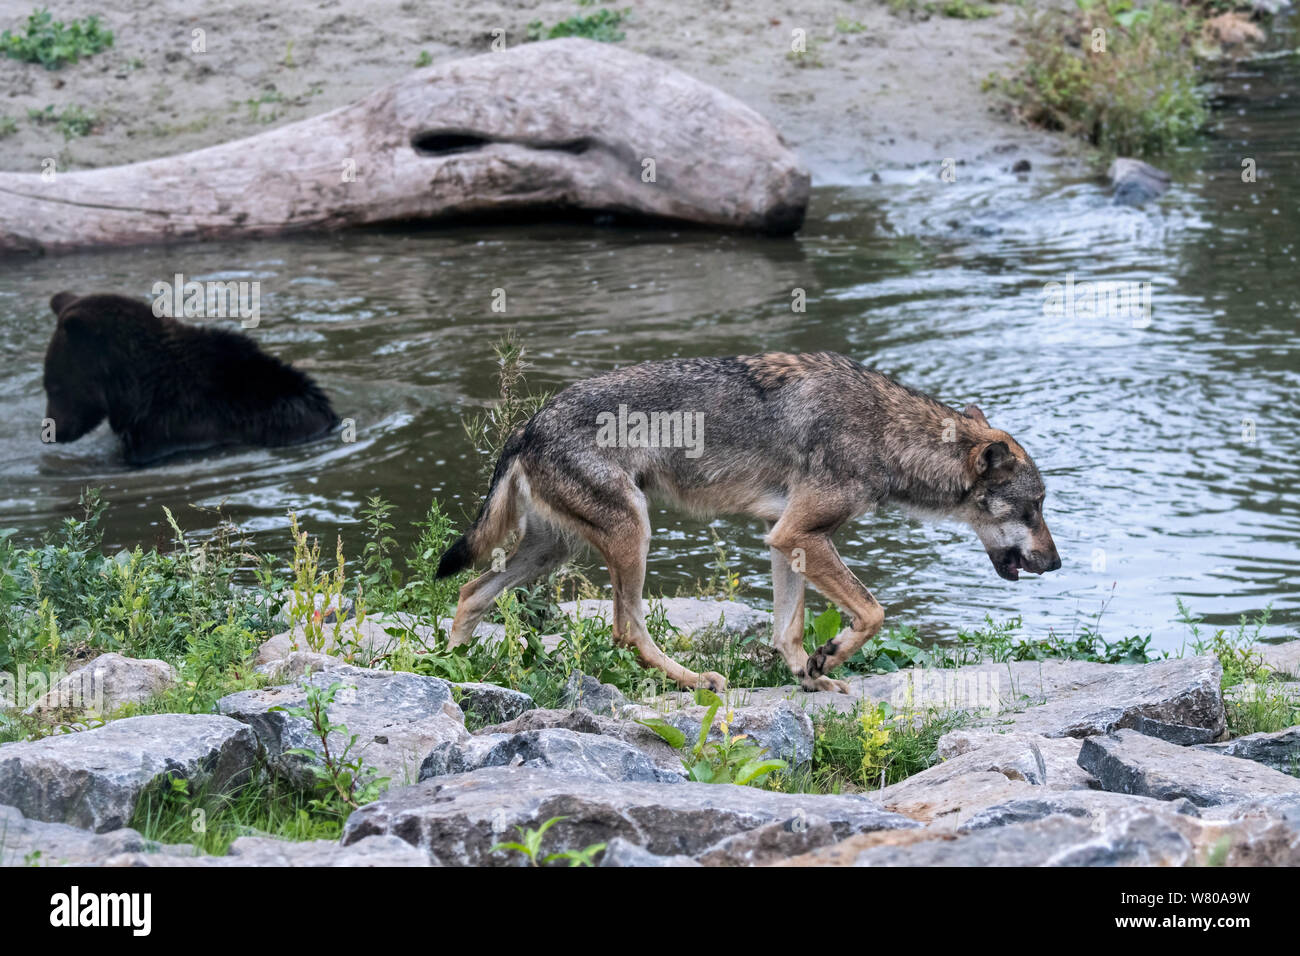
[1,23,1296,652]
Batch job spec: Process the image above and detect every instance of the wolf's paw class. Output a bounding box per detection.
[806,641,837,679]
[800,674,851,695]
[696,671,728,693]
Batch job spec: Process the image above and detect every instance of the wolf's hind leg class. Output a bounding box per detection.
[447,513,569,648]
[768,526,811,684]
[585,488,726,693]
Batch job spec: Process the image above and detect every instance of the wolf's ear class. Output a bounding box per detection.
[971,440,1016,482]
[963,404,990,427]
[50,292,78,316]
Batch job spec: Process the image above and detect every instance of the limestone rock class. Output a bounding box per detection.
[21,653,178,716]
[217,661,467,791]
[104,834,430,867]
[0,715,258,832]
[451,682,535,727]
[1196,726,1300,775]
[1109,157,1172,207]
[421,728,682,785]
[341,766,915,865]
[561,671,631,717]
[479,707,685,776]
[1077,729,1300,807]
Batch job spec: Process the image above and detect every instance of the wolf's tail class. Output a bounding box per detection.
[436,429,527,579]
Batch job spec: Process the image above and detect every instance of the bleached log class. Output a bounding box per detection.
[0,39,810,253]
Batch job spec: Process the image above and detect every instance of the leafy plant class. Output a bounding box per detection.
[857,701,893,788]
[639,687,787,785]
[526,8,627,43]
[271,680,389,812]
[991,0,1208,157]
[490,815,607,866]
[2,8,113,69]
[461,331,551,483]
[27,103,96,138]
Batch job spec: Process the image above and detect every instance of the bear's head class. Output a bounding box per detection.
[44,292,110,443]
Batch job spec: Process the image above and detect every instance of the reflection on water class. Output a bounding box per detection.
[0,33,1296,653]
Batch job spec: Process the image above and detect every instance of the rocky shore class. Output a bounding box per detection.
[3,598,1297,867]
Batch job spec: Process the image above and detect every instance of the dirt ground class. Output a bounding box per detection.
[0,0,1081,184]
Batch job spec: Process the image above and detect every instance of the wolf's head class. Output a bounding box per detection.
[959,405,1061,581]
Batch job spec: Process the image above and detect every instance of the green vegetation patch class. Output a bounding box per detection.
[2,8,113,70]
[526,8,628,43]
[992,0,1209,157]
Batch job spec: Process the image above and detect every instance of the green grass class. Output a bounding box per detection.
[772,702,972,794]
[1,7,113,69]
[130,773,345,856]
[0,115,17,138]
[884,0,1001,18]
[526,8,627,43]
[26,103,96,138]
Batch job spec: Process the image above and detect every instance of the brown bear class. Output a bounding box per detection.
[43,292,340,466]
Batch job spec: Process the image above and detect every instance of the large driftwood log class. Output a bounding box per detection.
[0,39,810,253]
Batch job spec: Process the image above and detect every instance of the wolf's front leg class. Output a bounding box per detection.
[768,521,883,694]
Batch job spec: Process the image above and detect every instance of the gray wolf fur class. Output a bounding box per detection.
[438,352,1060,693]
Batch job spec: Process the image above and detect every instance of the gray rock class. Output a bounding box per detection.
[20,653,178,716]
[1078,729,1300,807]
[217,660,467,791]
[784,807,1201,866]
[730,656,1226,745]
[561,671,630,717]
[104,834,430,867]
[254,650,342,682]
[254,614,439,667]
[420,728,682,785]
[598,837,700,867]
[479,708,685,776]
[960,789,1202,832]
[451,682,535,727]
[0,715,258,832]
[787,785,1300,867]
[1109,157,1171,207]
[1196,726,1300,775]
[1257,640,1300,679]
[341,766,916,866]
[935,730,1095,789]
[695,816,843,866]
[1201,793,1300,826]
[875,731,1095,828]
[997,657,1225,743]
[0,803,174,866]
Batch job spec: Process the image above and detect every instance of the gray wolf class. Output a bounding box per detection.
[43,292,338,466]
[438,352,1060,693]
